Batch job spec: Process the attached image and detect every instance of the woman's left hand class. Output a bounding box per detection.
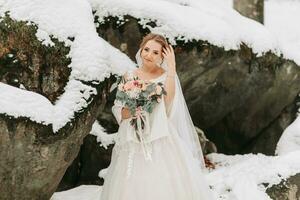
[162,44,176,74]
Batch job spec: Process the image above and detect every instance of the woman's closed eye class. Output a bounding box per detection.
[144,48,158,55]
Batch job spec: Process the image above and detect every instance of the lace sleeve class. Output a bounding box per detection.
[111,71,131,125]
[112,99,124,125]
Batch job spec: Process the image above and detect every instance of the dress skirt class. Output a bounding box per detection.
[100,119,215,200]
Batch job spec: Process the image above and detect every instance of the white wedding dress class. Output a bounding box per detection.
[100,70,216,200]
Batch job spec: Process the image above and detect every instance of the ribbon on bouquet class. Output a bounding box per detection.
[134,109,152,161]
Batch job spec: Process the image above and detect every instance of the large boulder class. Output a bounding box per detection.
[0,14,111,199]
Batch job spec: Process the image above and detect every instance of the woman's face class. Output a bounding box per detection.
[140,40,163,67]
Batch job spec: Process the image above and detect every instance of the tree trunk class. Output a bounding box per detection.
[233,0,264,24]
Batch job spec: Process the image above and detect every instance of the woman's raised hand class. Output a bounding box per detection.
[162,44,176,106]
[162,44,176,75]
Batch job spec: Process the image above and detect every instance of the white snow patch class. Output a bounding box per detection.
[89,0,279,55]
[0,83,53,124]
[90,121,116,149]
[276,116,300,155]
[207,151,300,200]
[51,185,102,200]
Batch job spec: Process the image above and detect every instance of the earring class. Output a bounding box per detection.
[156,59,163,67]
[160,59,164,66]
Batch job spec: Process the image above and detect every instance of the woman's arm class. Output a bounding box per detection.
[111,101,132,125]
[164,72,176,108]
[162,44,177,109]
[112,72,132,124]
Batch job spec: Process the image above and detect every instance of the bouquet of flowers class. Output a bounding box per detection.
[115,75,167,141]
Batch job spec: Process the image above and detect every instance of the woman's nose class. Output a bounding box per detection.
[146,53,152,58]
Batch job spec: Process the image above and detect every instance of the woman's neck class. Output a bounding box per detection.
[140,65,159,74]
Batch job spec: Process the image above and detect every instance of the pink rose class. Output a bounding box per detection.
[133,80,139,87]
[124,81,134,91]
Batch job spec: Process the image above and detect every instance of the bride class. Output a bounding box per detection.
[100,33,216,200]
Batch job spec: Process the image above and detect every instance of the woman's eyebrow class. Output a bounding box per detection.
[145,47,160,52]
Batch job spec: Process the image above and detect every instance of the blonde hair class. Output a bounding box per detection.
[139,33,168,53]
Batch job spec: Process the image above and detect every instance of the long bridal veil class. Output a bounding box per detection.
[135,48,206,171]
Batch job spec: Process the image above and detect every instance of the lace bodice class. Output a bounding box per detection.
[112,69,170,145]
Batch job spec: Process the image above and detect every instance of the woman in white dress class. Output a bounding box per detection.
[100,33,216,200]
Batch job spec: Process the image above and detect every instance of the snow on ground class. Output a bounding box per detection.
[51,185,102,200]
[206,151,300,200]
[51,151,300,200]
